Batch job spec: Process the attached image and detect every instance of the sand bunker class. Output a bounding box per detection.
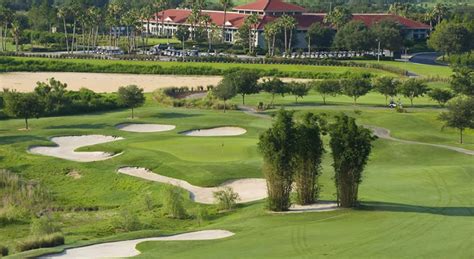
[272,202,340,214]
[116,123,176,133]
[181,127,247,137]
[118,167,267,204]
[42,230,234,258]
[29,135,123,162]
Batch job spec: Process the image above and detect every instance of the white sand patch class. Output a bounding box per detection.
[41,230,234,258]
[272,202,340,214]
[181,127,247,137]
[118,167,267,204]
[29,135,123,162]
[116,123,176,133]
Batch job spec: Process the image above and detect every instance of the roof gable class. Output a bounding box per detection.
[234,0,306,12]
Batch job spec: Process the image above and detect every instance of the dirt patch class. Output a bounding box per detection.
[67,170,82,179]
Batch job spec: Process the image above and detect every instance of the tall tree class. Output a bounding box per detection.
[439,96,474,144]
[329,115,376,208]
[334,21,374,52]
[264,21,279,56]
[258,109,296,211]
[57,6,70,53]
[373,76,400,105]
[306,22,334,53]
[294,113,325,205]
[117,85,145,119]
[370,19,403,55]
[428,21,471,57]
[278,15,297,54]
[398,79,429,107]
[220,0,232,43]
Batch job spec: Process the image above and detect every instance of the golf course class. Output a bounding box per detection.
[0,57,473,258]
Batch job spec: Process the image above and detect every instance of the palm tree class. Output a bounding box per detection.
[245,13,259,54]
[264,22,279,56]
[155,0,169,37]
[279,15,297,54]
[200,14,213,52]
[187,9,200,41]
[141,6,155,48]
[324,6,352,29]
[11,15,22,52]
[0,6,13,51]
[220,0,232,43]
[57,7,70,52]
[431,3,449,25]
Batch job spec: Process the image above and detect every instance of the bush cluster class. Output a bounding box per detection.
[0,56,377,79]
[0,245,8,256]
[16,233,64,252]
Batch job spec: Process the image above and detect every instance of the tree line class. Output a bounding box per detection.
[0,78,145,129]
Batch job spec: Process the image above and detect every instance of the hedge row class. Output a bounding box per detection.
[0,57,373,79]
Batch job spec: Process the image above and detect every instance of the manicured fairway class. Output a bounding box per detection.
[353,60,453,78]
[1,91,473,258]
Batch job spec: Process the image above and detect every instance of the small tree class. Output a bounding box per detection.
[3,91,44,130]
[428,21,471,57]
[312,80,341,105]
[162,185,187,219]
[258,109,296,211]
[175,25,190,52]
[213,79,237,113]
[439,96,474,144]
[294,113,325,205]
[213,187,240,211]
[398,79,430,107]
[306,22,334,53]
[373,76,400,105]
[222,70,260,105]
[117,85,145,119]
[288,82,310,103]
[450,67,473,97]
[341,76,372,105]
[259,77,289,107]
[329,115,376,208]
[428,88,454,107]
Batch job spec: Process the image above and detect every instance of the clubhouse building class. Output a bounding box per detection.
[145,0,430,49]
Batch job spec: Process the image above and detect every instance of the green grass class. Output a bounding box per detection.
[1,90,473,257]
[353,60,453,78]
[8,56,398,77]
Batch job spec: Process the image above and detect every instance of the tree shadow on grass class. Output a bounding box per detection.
[45,123,109,130]
[0,135,45,145]
[358,201,474,217]
[153,112,201,119]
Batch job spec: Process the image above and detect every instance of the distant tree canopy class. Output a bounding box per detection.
[334,21,374,51]
[428,21,473,56]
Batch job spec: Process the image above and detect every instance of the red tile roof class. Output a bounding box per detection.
[154,9,430,31]
[234,0,306,12]
[155,9,248,28]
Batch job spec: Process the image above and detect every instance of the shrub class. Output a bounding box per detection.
[213,187,240,211]
[0,245,8,256]
[162,185,187,219]
[16,233,65,252]
[144,193,155,211]
[111,209,141,232]
[30,215,61,235]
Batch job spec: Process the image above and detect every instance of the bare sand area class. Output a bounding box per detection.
[0,72,310,93]
[29,135,123,162]
[116,123,176,133]
[118,167,267,204]
[181,127,247,137]
[42,230,234,258]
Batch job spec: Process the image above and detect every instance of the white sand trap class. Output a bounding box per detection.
[181,127,247,137]
[272,202,340,214]
[118,167,267,204]
[116,123,176,133]
[42,230,234,258]
[29,135,123,162]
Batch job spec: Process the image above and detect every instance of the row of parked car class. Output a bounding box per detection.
[282,51,385,59]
